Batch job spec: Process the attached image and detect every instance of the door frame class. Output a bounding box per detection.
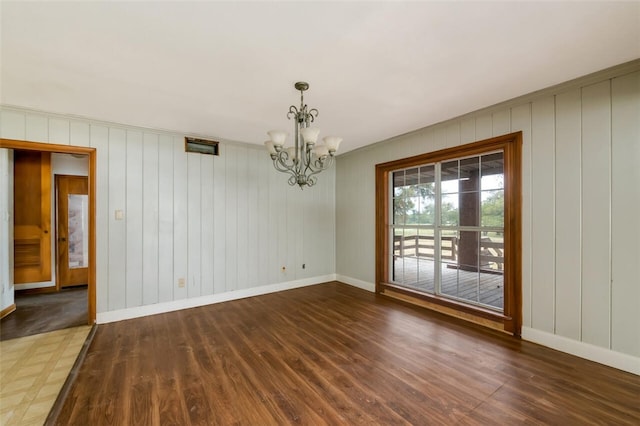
[0,138,96,324]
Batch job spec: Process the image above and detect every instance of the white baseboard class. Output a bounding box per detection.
[522,326,640,376]
[96,274,336,324]
[15,281,55,290]
[335,275,375,292]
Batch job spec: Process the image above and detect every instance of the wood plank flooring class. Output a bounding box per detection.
[53,282,640,425]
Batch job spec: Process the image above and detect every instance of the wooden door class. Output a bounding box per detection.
[14,151,52,284]
[56,175,89,288]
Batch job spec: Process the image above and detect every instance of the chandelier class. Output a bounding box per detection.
[264,82,341,189]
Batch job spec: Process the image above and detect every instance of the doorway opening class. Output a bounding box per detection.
[0,139,96,340]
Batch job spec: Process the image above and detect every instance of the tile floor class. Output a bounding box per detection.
[0,325,91,426]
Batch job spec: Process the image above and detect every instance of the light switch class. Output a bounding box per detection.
[115,210,124,220]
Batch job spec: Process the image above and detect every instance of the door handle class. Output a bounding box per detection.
[59,237,66,242]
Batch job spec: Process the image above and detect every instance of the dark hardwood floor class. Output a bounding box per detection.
[1,286,88,341]
[53,282,640,425]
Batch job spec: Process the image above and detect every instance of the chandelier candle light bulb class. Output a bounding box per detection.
[323,136,342,153]
[265,81,341,188]
[267,130,288,148]
[300,127,320,145]
[264,141,277,155]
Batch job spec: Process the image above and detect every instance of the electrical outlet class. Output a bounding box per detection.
[178,278,185,288]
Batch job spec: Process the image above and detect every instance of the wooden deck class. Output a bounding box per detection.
[393,257,504,310]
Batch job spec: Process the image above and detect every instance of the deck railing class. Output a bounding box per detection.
[393,234,504,270]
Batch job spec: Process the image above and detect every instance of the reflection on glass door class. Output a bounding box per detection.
[67,194,88,269]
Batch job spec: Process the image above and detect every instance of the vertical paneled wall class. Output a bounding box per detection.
[336,67,640,358]
[0,109,336,314]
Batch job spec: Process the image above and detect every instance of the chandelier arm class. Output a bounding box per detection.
[318,157,334,171]
[304,166,329,183]
[273,151,297,174]
[272,160,293,174]
[305,157,334,178]
[300,150,314,176]
[273,160,300,185]
[306,176,318,187]
[287,106,299,120]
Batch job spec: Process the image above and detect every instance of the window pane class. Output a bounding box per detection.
[440,231,480,304]
[416,257,435,294]
[419,165,435,185]
[393,227,407,284]
[441,231,458,264]
[458,157,481,227]
[480,231,504,271]
[458,190,480,227]
[481,153,504,191]
[394,228,419,286]
[68,194,88,269]
[393,255,404,283]
[415,186,435,225]
[481,190,504,227]
[440,263,480,305]
[457,230,479,271]
[408,187,421,224]
[441,193,459,226]
[459,157,479,188]
[393,170,405,196]
[480,271,503,311]
[405,167,419,186]
[441,160,458,194]
[416,228,435,259]
[394,197,410,225]
[480,231,504,310]
[403,228,418,258]
[403,256,418,285]
[393,228,403,257]
[439,230,460,299]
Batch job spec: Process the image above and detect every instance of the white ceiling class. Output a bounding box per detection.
[2,1,639,154]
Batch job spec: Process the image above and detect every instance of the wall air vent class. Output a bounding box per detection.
[185,137,219,156]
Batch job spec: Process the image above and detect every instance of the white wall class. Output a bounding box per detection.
[336,63,640,374]
[0,149,14,313]
[0,110,336,319]
[51,152,89,176]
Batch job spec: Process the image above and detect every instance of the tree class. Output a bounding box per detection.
[481,191,504,227]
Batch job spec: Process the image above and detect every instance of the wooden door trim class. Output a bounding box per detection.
[0,138,97,324]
